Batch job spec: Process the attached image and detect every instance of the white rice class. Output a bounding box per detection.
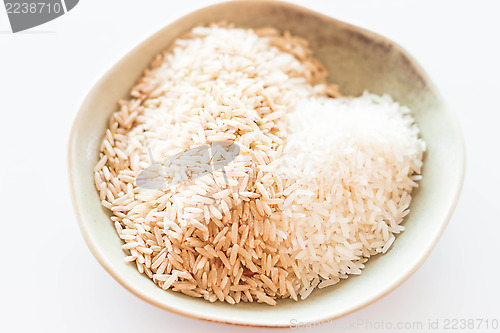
[94,24,425,305]
[278,94,426,294]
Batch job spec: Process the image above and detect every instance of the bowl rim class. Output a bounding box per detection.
[68,0,466,327]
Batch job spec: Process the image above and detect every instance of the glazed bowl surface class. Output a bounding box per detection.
[68,0,465,327]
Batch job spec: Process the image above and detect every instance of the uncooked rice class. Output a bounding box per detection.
[94,24,425,305]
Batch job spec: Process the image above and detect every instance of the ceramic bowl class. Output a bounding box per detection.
[68,0,465,327]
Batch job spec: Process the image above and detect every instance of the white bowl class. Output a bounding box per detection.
[68,0,465,327]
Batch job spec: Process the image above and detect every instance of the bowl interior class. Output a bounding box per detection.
[68,0,465,327]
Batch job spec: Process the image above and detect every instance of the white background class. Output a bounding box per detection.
[1,1,499,332]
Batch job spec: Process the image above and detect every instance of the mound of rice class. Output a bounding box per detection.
[94,24,425,305]
[278,94,425,298]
